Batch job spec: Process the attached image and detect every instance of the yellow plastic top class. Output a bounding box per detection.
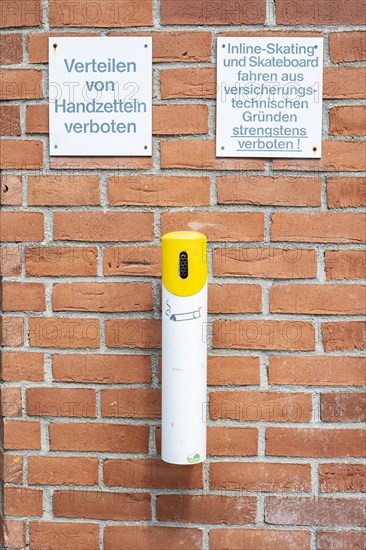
[161,231,207,296]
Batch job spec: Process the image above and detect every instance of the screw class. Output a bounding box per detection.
[144,145,148,150]
[312,146,317,152]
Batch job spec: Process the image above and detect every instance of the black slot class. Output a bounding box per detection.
[179,251,188,279]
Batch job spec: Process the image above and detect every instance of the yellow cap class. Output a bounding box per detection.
[161,231,207,296]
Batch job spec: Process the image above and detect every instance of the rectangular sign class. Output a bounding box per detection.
[49,37,152,156]
[216,37,323,158]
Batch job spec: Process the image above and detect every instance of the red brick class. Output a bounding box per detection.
[1,176,22,208]
[327,177,366,208]
[0,245,21,275]
[1,317,24,347]
[325,250,366,281]
[208,427,258,456]
[26,104,48,133]
[4,421,40,450]
[209,284,262,313]
[49,422,149,452]
[266,428,365,457]
[268,356,366,386]
[52,354,151,384]
[210,462,311,492]
[210,391,311,422]
[28,175,100,206]
[2,351,44,382]
[29,317,100,349]
[213,247,317,279]
[271,213,365,243]
[53,282,152,312]
[0,455,23,483]
[157,494,257,524]
[28,32,101,63]
[210,529,311,550]
[265,496,365,526]
[109,175,210,206]
[54,211,153,242]
[208,356,260,386]
[319,464,366,493]
[276,0,364,25]
[270,284,365,315]
[1,140,43,170]
[53,490,151,520]
[0,69,42,100]
[273,141,366,172]
[104,458,203,489]
[4,487,43,517]
[161,68,215,98]
[161,212,264,242]
[28,457,98,485]
[322,322,366,351]
[0,212,43,242]
[161,0,265,24]
[329,106,366,137]
[153,104,209,134]
[324,68,366,98]
[103,246,161,277]
[49,0,152,27]
[1,386,22,417]
[26,246,98,277]
[50,156,152,170]
[104,526,202,550]
[3,282,45,312]
[0,105,20,135]
[101,388,160,418]
[218,175,321,206]
[0,0,41,27]
[27,387,96,417]
[1,518,25,549]
[330,31,366,62]
[0,34,22,63]
[105,319,161,349]
[161,139,264,170]
[317,531,366,550]
[29,522,100,550]
[213,320,315,351]
[321,393,366,422]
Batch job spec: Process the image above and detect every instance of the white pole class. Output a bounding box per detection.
[161,231,208,465]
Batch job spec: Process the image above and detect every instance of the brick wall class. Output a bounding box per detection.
[1,1,365,549]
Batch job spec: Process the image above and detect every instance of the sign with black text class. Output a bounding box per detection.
[216,37,323,158]
[49,37,152,156]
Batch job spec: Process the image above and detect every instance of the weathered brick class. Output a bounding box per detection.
[0,34,22,63]
[321,392,366,422]
[4,421,41,450]
[52,353,151,384]
[104,526,202,550]
[209,284,262,313]
[329,106,366,136]
[26,246,98,277]
[271,213,365,243]
[266,428,365,457]
[218,176,321,206]
[210,529,311,550]
[325,250,366,280]
[2,282,45,311]
[28,175,100,206]
[54,212,154,242]
[29,317,100,349]
[1,175,22,205]
[0,106,20,136]
[0,69,42,99]
[330,31,366,62]
[276,0,364,25]
[153,104,209,134]
[213,247,317,279]
[0,140,43,170]
[322,322,366,351]
[109,175,210,206]
[29,522,100,550]
[326,177,366,208]
[26,387,96,417]
[105,319,161,349]
[103,246,161,277]
[52,282,152,312]
[319,463,366,493]
[0,0,41,27]
[0,245,21,276]
[161,212,264,242]
[49,0,152,27]
[28,457,99,485]
[161,0,266,24]
[161,68,215,98]
[268,356,366,386]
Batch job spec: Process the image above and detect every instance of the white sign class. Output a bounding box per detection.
[216,37,323,158]
[49,37,152,156]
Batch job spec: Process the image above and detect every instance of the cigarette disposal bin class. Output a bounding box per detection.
[161,231,208,464]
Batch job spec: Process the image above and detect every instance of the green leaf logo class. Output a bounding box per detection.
[186,452,201,463]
